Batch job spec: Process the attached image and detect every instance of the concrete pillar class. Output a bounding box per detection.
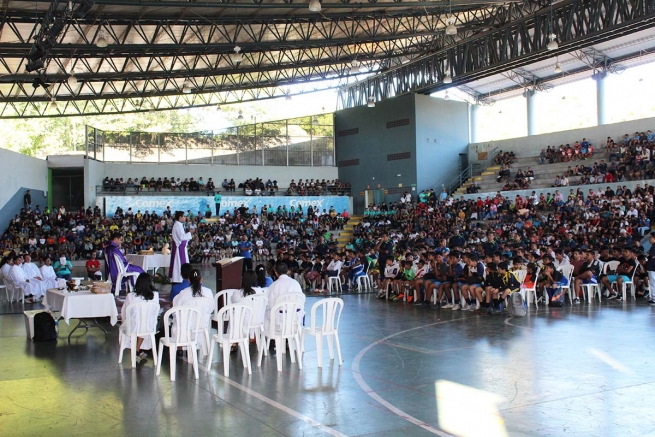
[469,104,479,144]
[526,89,536,136]
[593,71,608,126]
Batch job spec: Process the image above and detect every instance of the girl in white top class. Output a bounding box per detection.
[121,273,160,354]
[230,270,263,304]
[172,269,214,342]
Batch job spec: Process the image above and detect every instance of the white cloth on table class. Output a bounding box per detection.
[126,254,171,272]
[10,264,45,299]
[120,291,160,350]
[43,289,118,325]
[264,274,305,332]
[169,221,192,283]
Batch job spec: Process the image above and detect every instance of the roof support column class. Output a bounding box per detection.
[593,71,608,126]
[469,103,479,144]
[526,89,537,136]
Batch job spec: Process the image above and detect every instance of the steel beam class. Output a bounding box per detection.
[338,0,655,109]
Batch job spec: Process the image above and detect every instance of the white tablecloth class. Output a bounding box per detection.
[126,254,171,272]
[43,289,118,326]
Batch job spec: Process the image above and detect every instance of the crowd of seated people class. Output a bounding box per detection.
[494,150,516,166]
[103,177,217,195]
[540,139,596,164]
[346,182,655,310]
[494,130,655,193]
[286,179,350,196]
[101,176,349,197]
[5,174,655,314]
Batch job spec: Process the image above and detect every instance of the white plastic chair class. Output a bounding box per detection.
[356,274,372,291]
[206,304,253,377]
[258,298,304,372]
[549,265,574,306]
[612,263,640,300]
[522,267,540,308]
[113,254,139,296]
[118,301,159,368]
[243,294,268,351]
[5,276,25,304]
[156,306,201,382]
[185,296,214,356]
[580,262,604,302]
[327,267,343,293]
[301,298,344,368]
[602,261,621,297]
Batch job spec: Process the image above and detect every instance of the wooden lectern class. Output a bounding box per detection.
[212,257,244,330]
[213,257,244,292]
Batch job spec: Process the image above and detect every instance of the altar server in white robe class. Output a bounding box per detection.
[21,254,54,290]
[10,256,45,302]
[39,257,66,289]
[1,257,14,280]
[168,211,194,283]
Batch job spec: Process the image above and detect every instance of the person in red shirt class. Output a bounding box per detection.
[86,251,102,280]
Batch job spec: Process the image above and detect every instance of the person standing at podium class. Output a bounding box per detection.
[169,211,194,283]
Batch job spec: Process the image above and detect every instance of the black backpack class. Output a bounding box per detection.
[33,312,58,342]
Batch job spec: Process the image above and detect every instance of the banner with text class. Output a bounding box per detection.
[100,195,351,217]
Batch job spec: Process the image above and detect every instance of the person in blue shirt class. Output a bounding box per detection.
[239,235,253,271]
[170,263,192,302]
[255,264,274,287]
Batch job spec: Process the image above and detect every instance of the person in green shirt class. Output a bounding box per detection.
[214,191,222,216]
[392,260,416,301]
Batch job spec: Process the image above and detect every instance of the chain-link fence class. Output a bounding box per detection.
[85,114,334,167]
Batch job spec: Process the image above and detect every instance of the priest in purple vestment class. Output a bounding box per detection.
[104,232,144,291]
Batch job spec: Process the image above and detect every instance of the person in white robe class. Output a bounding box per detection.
[168,211,194,283]
[1,257,14,281]
[10,256,46,302]
[21,254,54,291]
[39,257,66,289]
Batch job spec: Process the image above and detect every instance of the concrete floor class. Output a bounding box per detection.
[2,266,655,437]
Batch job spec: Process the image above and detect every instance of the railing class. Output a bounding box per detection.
[446,147,499,194]
[96,185,351,197]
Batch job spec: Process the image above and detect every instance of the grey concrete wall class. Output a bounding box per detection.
[415,95,469,193]
[469,116,655,165]
[84,158,105,208]
[0,148,48,231]
[101,163,338,189]
[335,94,417,213]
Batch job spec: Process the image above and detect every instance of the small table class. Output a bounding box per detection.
[43,289,118,341]
[126,254,171,275]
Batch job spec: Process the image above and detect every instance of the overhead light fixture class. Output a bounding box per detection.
[547,33,558,50]
[444,91,450,100]
[367,97,375,108]
[554,62,562,73]
[350,59,360,74]
[309,0,321,12]
[230,45,243,63]
[216,104,222,111]
[50,97,58,110]
[285,89,292,101]
[445,16,457,35]
[182,81,192,94]
[96,31,108,48]
[67,75,77,86]
[312,115,319,125]
[237,110,244,120]
[443,73,452,84]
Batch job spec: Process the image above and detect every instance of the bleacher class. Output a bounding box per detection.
[456,146,613,195]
